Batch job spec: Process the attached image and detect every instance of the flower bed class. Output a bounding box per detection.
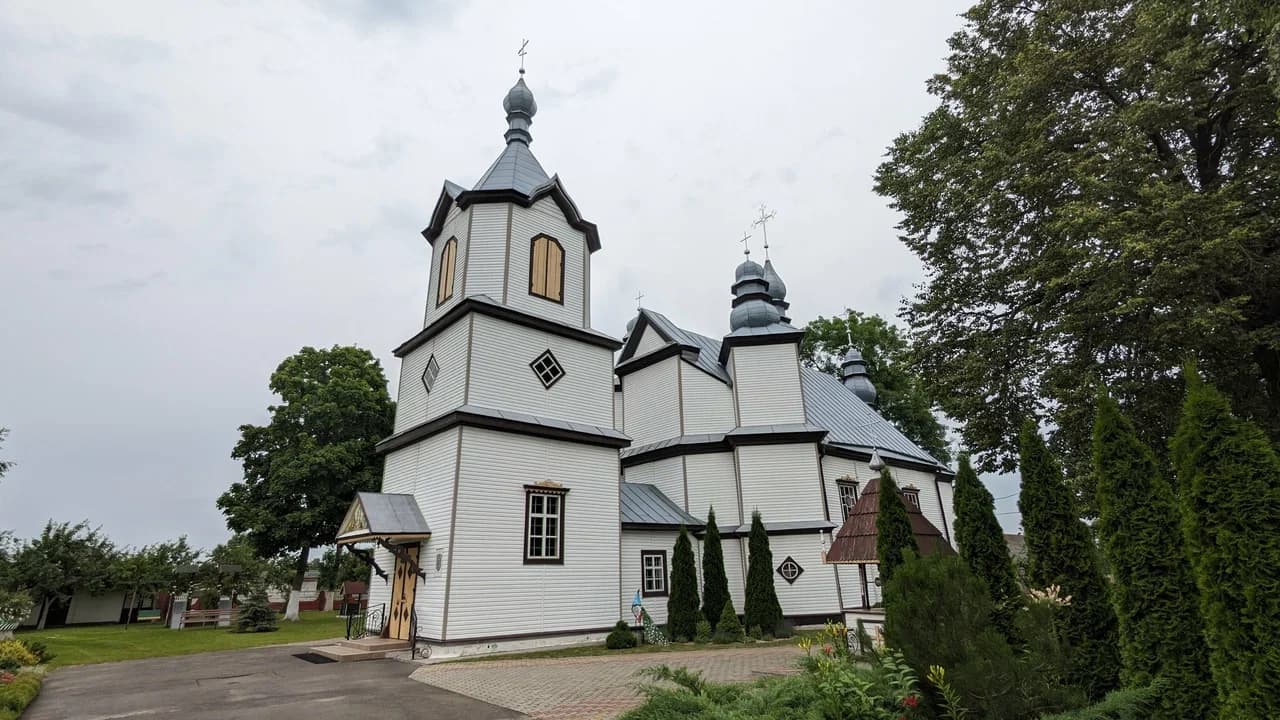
[0,672,43,720]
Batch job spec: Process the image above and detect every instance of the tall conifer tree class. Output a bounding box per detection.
[876,468,917,584]
[700,508,730,630]
[1019,422,1120,699]
[666,526,700,642]
[743,511,782,634]
[952,454,1020,639]
[1170,372,1280,720]
[1093,391,1214,720]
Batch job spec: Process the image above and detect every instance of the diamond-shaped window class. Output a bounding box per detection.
[421,355,440,393]
[776,556,804,585]
[530,350,565,389]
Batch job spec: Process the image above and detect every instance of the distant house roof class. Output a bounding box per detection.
[618,309,946,470]
[824,477,955,564]
[620,483,703,529]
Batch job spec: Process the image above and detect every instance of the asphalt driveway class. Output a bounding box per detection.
[24,643,524,720]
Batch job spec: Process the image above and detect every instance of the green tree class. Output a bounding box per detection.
[800,311,950,463]
[0,428,12,483]
[875,468,917,585]
[1170,372,1280,720]
[874,0,1280,504]
[952,454,1021,639]
[112,538,199,623]
[742,511,782,634]
[666,526,700,642]
[700,508,730,630]
[1093,390,1213,720]
[311,547,367,591]
[218,345,394,621]
[1019,423,1120,699]
[11,521,118,629]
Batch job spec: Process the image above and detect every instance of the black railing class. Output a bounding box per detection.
[409,605,430,660]
[346,603,385,640]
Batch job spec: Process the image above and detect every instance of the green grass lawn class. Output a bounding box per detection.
[16,611,347,668]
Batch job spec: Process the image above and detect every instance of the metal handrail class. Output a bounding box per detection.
[409,605,430,660]
[345,603,385,640]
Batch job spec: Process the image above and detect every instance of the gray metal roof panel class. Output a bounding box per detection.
[801,368,943,467]
[726,423,827,438]
[620,483,703,527]
[635,309,731,383]
[473,142,551,195]
[722,520,837,534]
[355,492,431,535]
[619,433,727,459]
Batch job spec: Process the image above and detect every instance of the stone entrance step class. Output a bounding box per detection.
[310,638,410,662]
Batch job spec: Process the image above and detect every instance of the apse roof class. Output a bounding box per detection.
[620,482,703,528]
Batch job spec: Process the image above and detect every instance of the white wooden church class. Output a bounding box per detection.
[335,72,956,658]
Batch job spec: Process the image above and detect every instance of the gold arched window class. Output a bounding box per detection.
[436,237,458,306]
[529,235,564,303]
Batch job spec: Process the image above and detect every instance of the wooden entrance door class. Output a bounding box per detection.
[388,545,419,641]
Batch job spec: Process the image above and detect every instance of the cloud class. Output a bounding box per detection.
[0,76,145,141]
[539,67,620,105]
[305,0,459,31]
[21,163,129,206]
[94,270,167,293]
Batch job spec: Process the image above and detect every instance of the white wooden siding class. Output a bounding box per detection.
[621,357,681,445]
[634,326,667,356]
[936,478,955,544]
[393,320,470,433]
[464,204,509,299]
[447,428,620,640]
[506,197,587,328]
[620,530,682,624]
[613,390,623,429]
[822,455,866,524]
[723,538,747,613]
[737,444,824,523]
[378,428,459,638]
[684,452,739,525]
[731,343,805,426]
[681,364,735,434]
[423,206,471,326]
[763,534,840,617]
[834,563,882,610]
[893,466,952,549]
[623,457,685,511]
[466,313,614,427]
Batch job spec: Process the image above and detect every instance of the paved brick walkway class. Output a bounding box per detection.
[410,644,804,720]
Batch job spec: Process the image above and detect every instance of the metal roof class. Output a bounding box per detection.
[620,483,703,527]
[620,433,726,459]
[336,491,431,544]
[473,141,551,195]
[801,369,943,467]
[632,309,731,383]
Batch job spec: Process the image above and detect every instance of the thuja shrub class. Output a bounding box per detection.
[1038,683,1161,720]
[606,620,637,650]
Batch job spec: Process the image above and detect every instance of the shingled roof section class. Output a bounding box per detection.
[825,477,955,564]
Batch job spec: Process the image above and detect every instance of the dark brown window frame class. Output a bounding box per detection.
[899,487,921,509]
[640,550,668,597]
[837,479,859,521]
[436,236,458,307]
[528,234,566,305]
[523,485,568,565]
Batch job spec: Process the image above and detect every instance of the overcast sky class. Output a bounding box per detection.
[0,0,1020,551]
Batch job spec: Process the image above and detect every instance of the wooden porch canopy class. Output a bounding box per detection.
[825,477,955,564]
[336,492,432,546]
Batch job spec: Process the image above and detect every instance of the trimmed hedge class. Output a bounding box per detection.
[1038,683,1159,720]
[0,673,43,720]
[606,620,637,649]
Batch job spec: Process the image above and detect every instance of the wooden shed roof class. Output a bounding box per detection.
[825,477,955,564]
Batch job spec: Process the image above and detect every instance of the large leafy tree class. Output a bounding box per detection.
[1092,392,1213,720]
[1019,423,1120,700]
[742,511,782,634]
[1170,372,1280,719]
[875,0,1280,503]
[666,526,700,642]
[800,311,950,463]
[700,508,730,630]
[875,468,918,585]
[311,547,369,591]
[0,427,13,482]
[112,538,199,622]
[11,521,118,629]
[218,345,393,620]
[952,454,1021,639]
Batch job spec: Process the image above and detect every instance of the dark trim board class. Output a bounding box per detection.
[622,522,706,532]
[394,296,622,358]
[415,624,617,646]
[710,523,836,539]
[423,179,602,253]
[820,444,953,479]
[614,343,688,378]
[785,613,844,627]
[717,328,807,364]
[376,406,631,455]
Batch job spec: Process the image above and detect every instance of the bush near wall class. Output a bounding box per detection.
[1037,683,1159,720]
[0,672,44,720]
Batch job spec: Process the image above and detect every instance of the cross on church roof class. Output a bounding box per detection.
[635,290,644,309]
[739,230,752,258]
[753,204,777,260]
[517,39,529,75]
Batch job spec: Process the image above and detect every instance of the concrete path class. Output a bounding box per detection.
[411,644,804,720]
[25,643,524,720]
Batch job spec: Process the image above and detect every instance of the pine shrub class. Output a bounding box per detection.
[1019,422,1121,699]
[1037,682,1162,720]
[953,453,1021,639]
[875,468,916,585]
[700,507,730,630]
[1092,392,1214,720]
[1170,372,1280,720]
[666,526,700,642]
[743,511,782,634]
[606,620,637,649]
[234,591,278,633]
[713,600,744,643]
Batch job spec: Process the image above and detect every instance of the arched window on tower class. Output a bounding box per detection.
[529,235,564,303]
[437,237,458,306]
